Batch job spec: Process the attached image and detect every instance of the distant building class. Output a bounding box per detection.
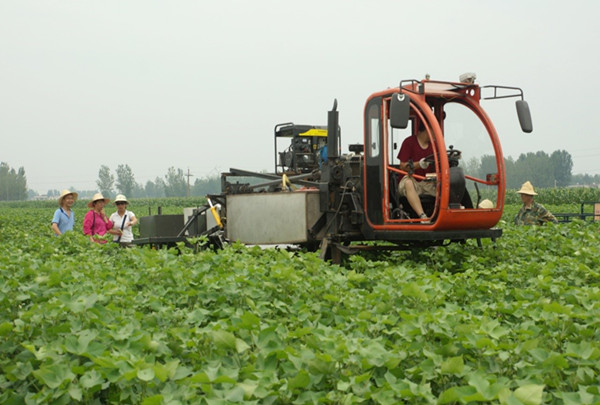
[32,195,54,201]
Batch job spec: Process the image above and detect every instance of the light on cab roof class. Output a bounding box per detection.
[459,72,477,83]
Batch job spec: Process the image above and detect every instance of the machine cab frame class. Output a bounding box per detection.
[362,77,531,234]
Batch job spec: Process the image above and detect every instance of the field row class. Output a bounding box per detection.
[1,206,599,403]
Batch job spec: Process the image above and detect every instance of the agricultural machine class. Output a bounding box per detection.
[135,74,533,262]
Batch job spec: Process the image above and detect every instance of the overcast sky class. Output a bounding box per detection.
[1,0,599,194]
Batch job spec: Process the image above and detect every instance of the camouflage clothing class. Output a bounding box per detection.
[514,201,558,225]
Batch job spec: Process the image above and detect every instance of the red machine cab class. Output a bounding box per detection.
[361,75,532,240]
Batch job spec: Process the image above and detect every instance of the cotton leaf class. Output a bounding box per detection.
[288,370,311,390]
[68,383,82,401]
[514,384,545,405]
[441,356,464,375]
[235,338,251,353]
[137,367,155,382]
[33,364,75,389]
[141,395,164,405]
[211,330,237,350]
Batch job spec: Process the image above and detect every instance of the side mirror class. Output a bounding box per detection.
[390,93,410,129]
[516,100,533,133]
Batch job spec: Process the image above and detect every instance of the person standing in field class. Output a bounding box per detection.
[83,193,116,243]
[109,194,137,247]
[514,181,558,225]
[51,189,78,236]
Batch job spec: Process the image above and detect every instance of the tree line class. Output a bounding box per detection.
[465,149,575,189]
[97,150,576,199]
[2,149,597,201]
[0,162,27,201]
[95,164,221,199]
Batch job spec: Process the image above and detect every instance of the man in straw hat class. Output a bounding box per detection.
[514,181,557,225]
[51,189,78,235]
[83,192,117,243]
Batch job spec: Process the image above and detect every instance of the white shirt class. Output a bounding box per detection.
[109,210,136,243]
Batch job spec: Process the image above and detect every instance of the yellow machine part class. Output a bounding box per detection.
[298,128,327,137]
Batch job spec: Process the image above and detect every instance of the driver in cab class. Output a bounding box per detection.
[397,121,436,221]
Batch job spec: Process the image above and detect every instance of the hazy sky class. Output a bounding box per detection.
[1,0,599,194]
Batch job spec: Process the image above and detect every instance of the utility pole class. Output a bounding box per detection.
[186,168,193,198]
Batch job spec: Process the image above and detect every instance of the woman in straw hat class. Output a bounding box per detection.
[51,189,78,236]
[83,193,116,243]
[109,194,138,247]
[514,181,557,225]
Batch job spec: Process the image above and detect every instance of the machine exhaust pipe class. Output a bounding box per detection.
[327,99,339,161]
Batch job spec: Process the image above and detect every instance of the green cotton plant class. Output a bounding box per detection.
[503,187,600,205]
[2,205,600,403]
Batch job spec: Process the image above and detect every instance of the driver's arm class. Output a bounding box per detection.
[398,161,412,173]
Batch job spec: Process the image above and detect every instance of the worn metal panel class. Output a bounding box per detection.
[139,215,184,238]
[182,206,221,235]
[183,207,214,236]
[227,191,320,244]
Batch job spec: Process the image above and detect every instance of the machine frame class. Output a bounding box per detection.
[135,75,533,262]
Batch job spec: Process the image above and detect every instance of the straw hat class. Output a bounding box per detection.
[57,189,78,206]
[114,194,128,204]
[517,181,538,196]
[478,199,494,209]
[87,192,110,208]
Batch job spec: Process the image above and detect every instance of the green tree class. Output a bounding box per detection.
[462,157,480,177]
[0,162,27,201]
[131,181,145,198]
[16,167,27,200]
[571,173,600,187]
[115,164,136,197]
[504,156,518,189]
[96,165,114,197]
[144,178,165,198]
[164,167,187,197]
[478,155,497,180]
[551,150,573,187]
[191,174,221,196]
[513,151,553,188]
[474,150,575,190]
[27,189,38,199]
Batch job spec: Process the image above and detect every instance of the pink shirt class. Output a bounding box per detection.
[83,210,114,244]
